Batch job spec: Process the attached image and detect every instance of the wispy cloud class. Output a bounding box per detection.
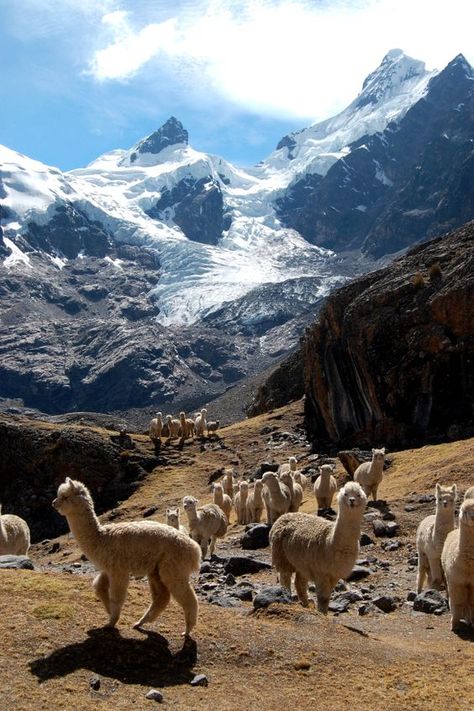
[86,0,474,121]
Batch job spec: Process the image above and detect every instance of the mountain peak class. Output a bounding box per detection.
[357,49,428,108]
[446,53,473,77]
[131,117,188,162]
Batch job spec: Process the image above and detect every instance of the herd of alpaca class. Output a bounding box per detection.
[149,408,220,445]
[1,441,472,636]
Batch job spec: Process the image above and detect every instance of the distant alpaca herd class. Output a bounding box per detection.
[1,431,473,637]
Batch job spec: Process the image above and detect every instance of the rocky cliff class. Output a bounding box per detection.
[249,222,474,448]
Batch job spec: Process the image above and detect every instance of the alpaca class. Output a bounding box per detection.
[313,465,338,509]
[179,412,190,439]
[186,418,195,438]
[416,483,457,593]
[0,504,30,555]
[354,448,386,500]
[464,486,474,500]
[293,469,308,491]
[166,507,188,535]
[279,472,303,513]
[222,469,236,502]
[182,496,227,559]
[53,478,201,635]
[149,412,163,442]
[194,408,208,437]
[246,480,265,523]
[212,483,232,521]
[207,420,220,437]
[166,415,181,439]
[270,482,367,613]
[234,481,250,525]
[262,471,291,525]
[441,498,474,630]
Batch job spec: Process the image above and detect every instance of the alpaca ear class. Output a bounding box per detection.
[381,447,386,454]
[372,448,376,455]
[452,484,457,495]
[435,482,441,493]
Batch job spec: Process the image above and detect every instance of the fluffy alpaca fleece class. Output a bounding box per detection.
[270,481,367,613]
[194,408,208,437]
[262,472,291,525]
[53,478,201,635]
[313,465,338,509]
[166,415,181,439]
[247,480,265,523]
[464,486,474,500]
[354,448,386,500]
[166,507,188,535]
[182,496,227,559]
[441,498,474,630]
[0,504,30,555]
[149,412,163,442]
[234,481,250,525]
[416,483,457,593]
[179,412,192,439]
[279,472,303,513]
[212,483,232,521]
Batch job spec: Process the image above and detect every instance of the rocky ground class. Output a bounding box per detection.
[0,401,473,710]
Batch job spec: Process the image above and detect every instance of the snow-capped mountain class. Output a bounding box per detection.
[0,49,473,418]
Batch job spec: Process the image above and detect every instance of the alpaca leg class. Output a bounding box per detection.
[107,572,129,627]
[134,569,171,629]
[93,571,111,614]
[449,583,466,631]
[200,538,209,560]
[279,570,293,594]
[209,535,217,557]
[294,573,309,607]
[429,558,444,590]
[372,485,378,501]
[264,502,272,525]
[315,580,332,615]
[416,553,429,594]
[165,576,199,636]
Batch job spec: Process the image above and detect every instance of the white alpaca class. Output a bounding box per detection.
[313,465,338,509]
[186,418,195,438]
[166,415,181,439]
[441,498,474,630]
[234,481,250,525]
[222,470,236,502]
[182,496,227,559]
[149,412,163,442]
[262,472,291,525]
[166,507,188,535]
[354,448,386,500]
[279,456,308,491]
[246,480,265,523]
[194,408,208,437]
[464,486,474,500]
[0,504,30,555]
[53,478,201,635]
[416,483,457,593]
[212,483,232,521]
[270,481,367,613]
[178,412,190,439]
[279,472,303,513]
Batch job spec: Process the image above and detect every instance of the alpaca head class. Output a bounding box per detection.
[289,456,297,471]
[338,481,367,513]
[255,479,263,492]
[371,448,386,463]
[180,411,186,422]
[156,411,162,419]
[239,480,249,494]
[183,495,198,513]
[435,483,457,510]
[319,464,334,476]
[279,472,293,488]
[213,482,223,493]
[53,477,93,516]
[201,408,207,417]
[459,499,474,527]
[166,415,172,423]
[166,507,180,527]
[262,471,277,485]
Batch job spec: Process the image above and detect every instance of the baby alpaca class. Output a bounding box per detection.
[166,507,188,534]
[280,472,303,513]
[416,483,457,593]
[234,481,250,525]
[262,472,291,525]
[53,478,201,635]
[313,465,338,509]
[212,483,232,521]
[270,482,367,613]
[182,496,228,559]
[441,498,474,630]
[194,408,208,437]
[354,448,386,500]
[0,504,30,555]
[247,480,265,523]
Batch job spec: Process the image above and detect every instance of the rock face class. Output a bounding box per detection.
[276,55,474,257]
[132,116,188,158]
[303,223,474,447]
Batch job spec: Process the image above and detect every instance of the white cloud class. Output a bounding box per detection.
[88,0,474,121]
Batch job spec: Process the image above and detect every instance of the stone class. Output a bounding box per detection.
[89,675,101,691]
[360,533,374,546]
[407,591,417,602]
[347,566,371,582]
[385,521,400,537]
[190,674,209,687]
[224,556,271,576]
[372,520,388,537]
[200,562,212,574]
[241,524,271,550]
[413,589,448,614]
[372,595,398,613]
[0,555,34,570]
[253,586,293,610]
[146,688,164,702]
[231,587,253,602]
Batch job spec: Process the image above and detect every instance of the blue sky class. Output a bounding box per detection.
[1,0,473,171]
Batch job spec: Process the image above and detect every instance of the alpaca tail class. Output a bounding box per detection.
[269,521,290,572]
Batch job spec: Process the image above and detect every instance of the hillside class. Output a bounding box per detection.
[1,402,473,710]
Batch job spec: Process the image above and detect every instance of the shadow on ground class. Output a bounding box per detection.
[29,627,198,686]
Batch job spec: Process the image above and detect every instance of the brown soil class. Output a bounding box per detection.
[1,401,473,710]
